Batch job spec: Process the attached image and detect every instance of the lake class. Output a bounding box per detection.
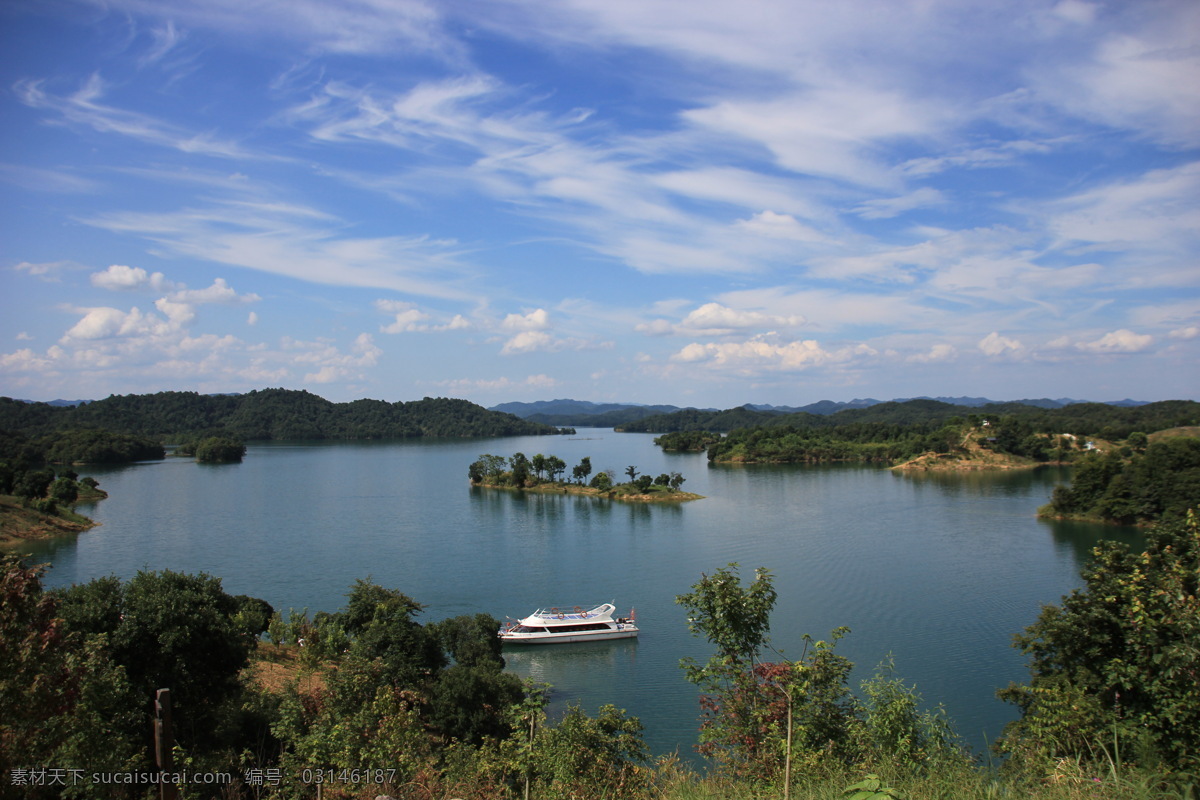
[16,428,1141,759]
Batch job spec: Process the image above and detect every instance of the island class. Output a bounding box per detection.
[468,452,703,503]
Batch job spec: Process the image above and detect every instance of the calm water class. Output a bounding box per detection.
[15,429,1141,759]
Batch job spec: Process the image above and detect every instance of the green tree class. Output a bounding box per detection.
[590,470,613,492]
[997,510,1200,771]
[192,436,246,463]
[529,704,649,797]
[625,465,639,482]
[510,452,531,486]
[48,476,79,504]
[677,564,779,775]
[544,454,566,482]
[53,569,258,758]
[0,555,80,785]
[572,456,592,485]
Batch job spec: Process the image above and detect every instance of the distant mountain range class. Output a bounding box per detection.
[491,396,1151,425]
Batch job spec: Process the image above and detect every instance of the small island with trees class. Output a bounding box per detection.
[468,452,702,503]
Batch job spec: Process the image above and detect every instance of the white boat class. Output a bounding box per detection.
[498,603,638,644]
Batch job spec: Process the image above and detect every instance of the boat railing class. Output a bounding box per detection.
[530,604,613,619]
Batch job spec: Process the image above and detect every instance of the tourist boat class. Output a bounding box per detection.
[498,603,638,644]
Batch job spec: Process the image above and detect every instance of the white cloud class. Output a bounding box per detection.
[171,277,261,305]
[376,300,475,333]
[500,330,555,354]
[854,187,946,220]
[908,343,958,363]
[1168,326,1199,340]
[60,306,171,343]
[15,75,254,159]
[1029,2,1200,147]
[733,211,827,242]
[1046,161,1200,252]
[502,308,550,331]
[671,334,875,373]
[641,302,806,337]
[91,264,174,291]
[978,332,1022,357]
[1076,329,1154,353]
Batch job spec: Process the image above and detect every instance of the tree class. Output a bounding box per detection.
[677,563,779,774]
[193,436,246,463]
[590,470,614,492]
[48,476,79,505]
[669,471,686,491]
[469,454,507,483]
[342,579,445,686]
[677,563,778,681]
[13,468,53,500]
[0,555,80,781]
[531,453,547,480]
[52,569,263,762]
[544,455,566,482]
[997,510,1200,771]
[510,452,531,486]
[624,465,639,482]
[572,456,592,485]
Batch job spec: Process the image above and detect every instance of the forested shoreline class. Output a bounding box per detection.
[627,398,1200,435]
[0,389,571,442]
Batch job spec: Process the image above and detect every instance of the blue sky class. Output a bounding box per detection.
[2,0,1198,408]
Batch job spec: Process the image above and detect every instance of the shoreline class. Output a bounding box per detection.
[471,481,703,503]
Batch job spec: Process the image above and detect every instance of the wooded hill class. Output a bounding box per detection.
[0,389,570,441]
[623,398,1200,436]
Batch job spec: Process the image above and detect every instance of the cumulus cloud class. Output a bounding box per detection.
[639,302,805,337]
[978,331,1022,356]
[376,300,474,333]
[1076,329,1154,353]
[502,308,550,331]
[60,306,173,342]
[671,334,875,372]
[501,330,556,354]
[91,264,175,291]
[170,277,260,305]
[908,343,957,363]
[1168,326,1199,340]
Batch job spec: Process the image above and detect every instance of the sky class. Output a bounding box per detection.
[2,0,1198,409]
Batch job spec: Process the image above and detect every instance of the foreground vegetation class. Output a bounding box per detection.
[2,513,1196,799]
[0,390,570,441]
[469,452,701,501]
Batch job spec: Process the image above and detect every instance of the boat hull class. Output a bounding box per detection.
[499,628,638,645]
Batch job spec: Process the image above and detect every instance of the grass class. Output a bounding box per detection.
[0,493,96,545]
[645,761,1197,800]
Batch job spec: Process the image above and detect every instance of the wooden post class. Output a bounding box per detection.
[154,688,180,800]
[784,688,793,800]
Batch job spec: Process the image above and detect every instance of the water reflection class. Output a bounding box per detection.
[1042,517,1144,564]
